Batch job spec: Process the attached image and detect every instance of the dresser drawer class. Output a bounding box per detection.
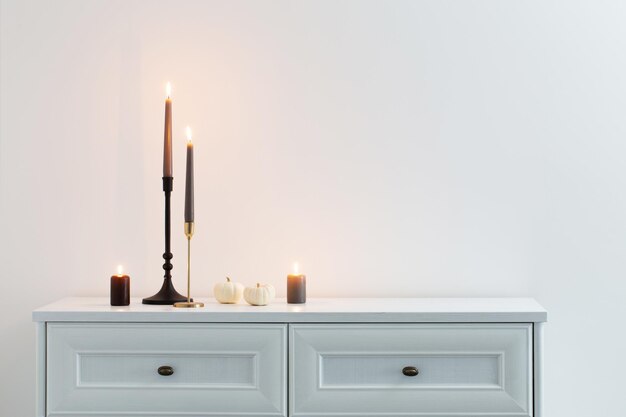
[47,323,286,417]
[290,324,532,417]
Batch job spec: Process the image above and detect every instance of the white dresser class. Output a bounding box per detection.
[33,298,547,417]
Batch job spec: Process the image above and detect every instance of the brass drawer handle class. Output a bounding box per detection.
[402,366,419,377]
[158,366,174,376]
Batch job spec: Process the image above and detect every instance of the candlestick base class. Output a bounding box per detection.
[142,278,189,305]
[144,176,188,305]
[173,301,204,308]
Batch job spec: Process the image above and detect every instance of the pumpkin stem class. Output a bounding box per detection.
[226,277,231,282]
[256,283,260,288]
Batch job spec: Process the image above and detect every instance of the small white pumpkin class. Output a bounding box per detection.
[244,283,276,306]
[213,277,244,304]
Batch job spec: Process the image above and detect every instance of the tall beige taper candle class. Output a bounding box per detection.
[163,82,173,177]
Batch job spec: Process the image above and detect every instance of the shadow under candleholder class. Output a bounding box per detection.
[142,176,188,305]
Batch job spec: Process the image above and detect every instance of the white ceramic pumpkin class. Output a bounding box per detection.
[244,283,276,306]
[213,277,244,304]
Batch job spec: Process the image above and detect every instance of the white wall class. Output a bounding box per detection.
[1,0,625,415]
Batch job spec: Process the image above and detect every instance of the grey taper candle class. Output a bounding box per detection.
[184,127,194,223]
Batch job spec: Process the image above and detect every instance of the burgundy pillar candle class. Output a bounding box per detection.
[110,265,130,306]
[287,262,306,304]
[163,82,173,177]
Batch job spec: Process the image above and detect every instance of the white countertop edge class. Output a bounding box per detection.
[32,297,547,323]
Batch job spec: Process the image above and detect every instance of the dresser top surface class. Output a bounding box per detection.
[33,297,547,323]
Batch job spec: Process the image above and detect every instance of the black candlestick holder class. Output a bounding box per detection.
[143,177,188,305]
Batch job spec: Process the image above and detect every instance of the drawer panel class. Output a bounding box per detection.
[290,324,532,417]
[47,323,286,417]
[321,354,500,387]
[78,352,256,387]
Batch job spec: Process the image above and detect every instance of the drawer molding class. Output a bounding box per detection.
[317,351,505,390]
[76,351,259,389]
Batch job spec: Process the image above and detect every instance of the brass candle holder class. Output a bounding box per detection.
[173,222,204,308]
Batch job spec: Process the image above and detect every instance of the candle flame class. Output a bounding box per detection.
[186,126,192,143]
[166,82,172,98]
[293,262,299,275]
[117,265,124,276]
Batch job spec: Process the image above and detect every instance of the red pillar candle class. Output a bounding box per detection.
[287,262,306,304]
[110,265,130,306]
